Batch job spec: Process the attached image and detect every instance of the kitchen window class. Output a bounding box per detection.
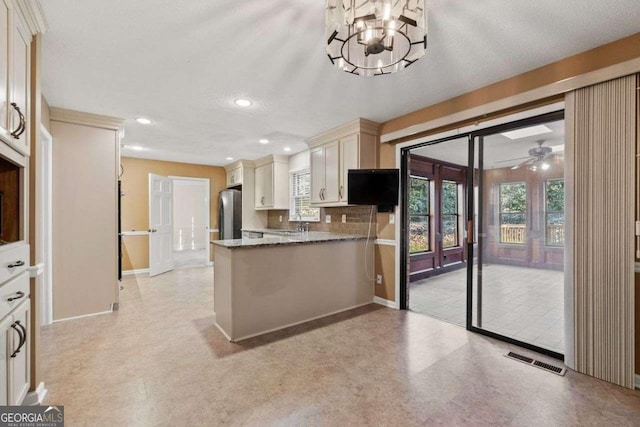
[290,169,320,222]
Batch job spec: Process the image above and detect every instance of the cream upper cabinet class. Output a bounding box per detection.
[9,10,29,155]
[0,2,31,157]
[310,140,340,204]
[254,155,288,210]
[339,134,359,203]
[307,119,379,207]
[226,167,242,187]
[0,0,10,140]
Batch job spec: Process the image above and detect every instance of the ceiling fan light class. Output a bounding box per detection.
[541,162,551,170]
[326,0,427,77]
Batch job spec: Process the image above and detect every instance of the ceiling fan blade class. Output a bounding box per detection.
[511,158,535,170]
[493,156,530,164]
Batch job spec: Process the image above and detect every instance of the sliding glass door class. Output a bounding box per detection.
[468,113,565,358]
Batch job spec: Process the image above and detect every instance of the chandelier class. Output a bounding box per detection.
[326,0,427,77]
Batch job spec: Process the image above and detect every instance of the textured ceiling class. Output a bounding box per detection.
[41,0,640,166]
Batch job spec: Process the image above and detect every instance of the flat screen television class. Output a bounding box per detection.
[348,169,399,211]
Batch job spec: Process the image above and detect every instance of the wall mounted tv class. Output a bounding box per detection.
[348,169,399,212]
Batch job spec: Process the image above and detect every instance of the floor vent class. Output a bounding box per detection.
[504,352,566,376]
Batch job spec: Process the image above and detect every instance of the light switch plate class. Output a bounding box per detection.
[325,215,331,223]
[389,213,395,224]
[279,215,283,222]
[376,274,382,285]
[342,214,346,223]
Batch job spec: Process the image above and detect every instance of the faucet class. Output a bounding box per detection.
[296,213,302,233]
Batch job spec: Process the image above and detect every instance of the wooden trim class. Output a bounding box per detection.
[382,32,640,143]
[306,118,380,148]
[49,107,125,131]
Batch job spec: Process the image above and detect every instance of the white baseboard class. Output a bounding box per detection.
[635,374,640,390]
[373,296,398,309]
[220,301,373,342]
[122,268,149,276]
[53,309,113,323]
[22,382,47,406]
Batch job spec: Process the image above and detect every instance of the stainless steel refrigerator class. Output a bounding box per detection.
[218,189,242,240]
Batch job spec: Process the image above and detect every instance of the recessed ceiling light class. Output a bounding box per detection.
[226,157,234,161]
[234,99,252,107]
[501,125,552,140]
[135,117,152,125]
[259,139,269,144]
[125,145,147,151]
[283,147,291,152]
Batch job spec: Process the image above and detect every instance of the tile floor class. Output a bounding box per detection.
[410,264,564,353]
[173,248,209,269]
[40,267,640,426]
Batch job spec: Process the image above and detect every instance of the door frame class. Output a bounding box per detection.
[37,125,53,326]
[168,176,211,266]
[398,104,568,361]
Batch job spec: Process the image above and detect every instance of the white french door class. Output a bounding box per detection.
[149,174,173,277]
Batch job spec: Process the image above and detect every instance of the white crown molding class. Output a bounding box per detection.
[224,159,256,172]
[254,154,289,167]
[306,118,380,148]
[50,107,125,131]
[14,0,48,35]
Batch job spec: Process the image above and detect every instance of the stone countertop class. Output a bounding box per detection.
[211,231,367,249]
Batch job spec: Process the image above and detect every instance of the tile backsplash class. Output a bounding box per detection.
[267,206,377,236]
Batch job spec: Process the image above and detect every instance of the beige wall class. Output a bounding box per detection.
[375,32,640,371]
[120,157,226,271]
[51,120,119,320]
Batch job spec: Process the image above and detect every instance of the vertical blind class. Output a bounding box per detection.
[290,169,320,221]
[567,74,637,389]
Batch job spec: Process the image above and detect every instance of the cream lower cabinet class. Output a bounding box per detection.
[308,119,379,207]
[0,267,31,406]
[254,155,288,210]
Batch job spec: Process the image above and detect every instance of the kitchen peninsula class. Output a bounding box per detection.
[212,232,373,341]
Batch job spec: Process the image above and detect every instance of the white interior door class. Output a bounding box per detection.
[149,174,173,277]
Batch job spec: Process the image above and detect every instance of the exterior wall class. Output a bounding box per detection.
[119,157,226,271]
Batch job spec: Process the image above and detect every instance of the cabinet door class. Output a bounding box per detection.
[255,165,265,208]
[340,135,359,203]
[226,171,234,187]
[323,141,340,203]
[9,12,29,153]
[9,299,28,405]
[0,314,11,406]
[0,0,9,138]
[310,147,325,204]
[262,163,274,207]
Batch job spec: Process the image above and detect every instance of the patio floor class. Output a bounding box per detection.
[409,264,564,354]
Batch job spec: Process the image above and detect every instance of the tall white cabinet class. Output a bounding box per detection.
[254,155,288,210]
[307,119,379,207]
[0,0,45,405]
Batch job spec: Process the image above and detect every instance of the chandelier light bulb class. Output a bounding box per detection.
[326,0,427,76]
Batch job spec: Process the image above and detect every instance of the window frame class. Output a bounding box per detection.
[408,175,431,254]
[498,181,527,245]
[289,169,320,222]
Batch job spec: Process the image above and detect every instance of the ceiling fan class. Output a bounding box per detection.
[496,140,562,171]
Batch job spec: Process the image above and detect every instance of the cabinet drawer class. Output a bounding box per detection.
[0,244,29,285]
[0,270,29,320]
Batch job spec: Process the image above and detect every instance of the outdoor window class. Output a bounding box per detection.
[409,176,430,253]
[499,182,526,244]
[545,179,565,246]
[441,181,459,248]
[290,169,320,222]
